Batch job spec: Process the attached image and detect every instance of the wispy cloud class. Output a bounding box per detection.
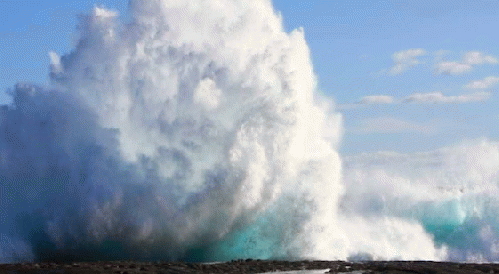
[462,51,498,65]
[337,95,395,110]
[435,51,498,75]
[434,62,473,75]
[338,91,491,109]
[358,95,395,104]
[389,48,427,75]
[403,91,491,104]
[464,76,499,89]
[348,116,436,135]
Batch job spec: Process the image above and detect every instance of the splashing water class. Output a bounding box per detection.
[1,0,346,263]
[3,0,499,264]
[342,140,499,262]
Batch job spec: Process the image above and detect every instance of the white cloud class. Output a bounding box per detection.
[94,6,119,18]
[434,61,473,75]
[393,48,427,63]
[358,95,395,104]
[435,51,498,75]
[339,91,491,109]
[462,51,498,65]
[464,76,499,89]
[336,95,394,109]
[403,91,492,104]
[389,48,427,75]
[403,91,491,104]
[349,117,436,135]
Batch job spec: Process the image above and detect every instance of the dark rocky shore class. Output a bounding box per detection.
[1,259,499,274]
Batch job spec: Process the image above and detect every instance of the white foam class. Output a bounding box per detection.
[258,269,331,274]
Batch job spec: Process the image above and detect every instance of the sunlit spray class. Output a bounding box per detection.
[1,0,347,262]
[8,0,496,264]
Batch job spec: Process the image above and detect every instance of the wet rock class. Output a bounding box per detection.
[2,259,499,273]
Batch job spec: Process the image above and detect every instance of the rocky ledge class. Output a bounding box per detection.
[1,259,499,273]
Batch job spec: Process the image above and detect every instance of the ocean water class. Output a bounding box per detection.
[0,0,498,264]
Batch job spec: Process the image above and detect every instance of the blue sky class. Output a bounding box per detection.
[1,0,499,155]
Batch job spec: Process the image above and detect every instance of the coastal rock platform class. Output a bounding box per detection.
[1,259,498,273]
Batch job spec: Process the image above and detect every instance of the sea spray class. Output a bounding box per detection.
[0,0,479,264]
[1,0,346,262]
[342,139,499,261]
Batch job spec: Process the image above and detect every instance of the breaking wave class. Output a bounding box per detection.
[0,0,497,264]
[1,0,345,263]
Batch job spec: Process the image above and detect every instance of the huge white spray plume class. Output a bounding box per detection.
[4,0,499,264]
[1,0,348,262]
